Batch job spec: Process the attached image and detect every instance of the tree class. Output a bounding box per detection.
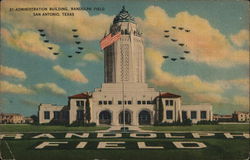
[30,115,38,124]
[85,98,91,123]
[158,96,164,123]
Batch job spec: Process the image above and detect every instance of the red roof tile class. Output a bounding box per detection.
[68,93,91,99]
[159,92,181,98]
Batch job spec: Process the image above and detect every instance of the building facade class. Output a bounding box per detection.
[213,114,233,122]
[38,7,213,125]
[232,111,250,122]
[0,113,25,124]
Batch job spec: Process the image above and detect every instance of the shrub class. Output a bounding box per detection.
[158,98,164,123]
[68,121,96,127]
[154,119,193,126]
[197,120,218,125]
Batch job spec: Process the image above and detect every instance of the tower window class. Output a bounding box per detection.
[137,101,141,105]
[165,100,169,106]
[201,111,207,119]
[108,101,112,105]
[76,100,84,107]
[77,110,83,120]
[191,111,197,119]
[125,29,129,34]
[44,111,50,120]
[142,101,146,104]
[103,101,107,105]
[118,101,122,105]
[53,111,60,120]
[166,110,173,119]
[147,101,151,104]
[62,111,69,120]
[128,101,132,105]
[170,100,174,106]
[99,101,102,105]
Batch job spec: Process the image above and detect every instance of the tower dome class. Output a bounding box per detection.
[113,6,136,24]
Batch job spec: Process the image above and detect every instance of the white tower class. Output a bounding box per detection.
[104,6,145,83]
[92,6,158,126]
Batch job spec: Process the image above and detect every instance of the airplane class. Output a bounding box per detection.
[40,34,46,37]
[78,47,83,50]
[68,55,73,58]
[163,56,169,59]
[164,35,170,38]
[48,47,53,50]
[44,40,49,43]
[38,29,44,32]
[171,58,177,61]
[164,30,169,32]
[178,27,184,30]
[75,41,81,44]
[171,39,177,42]
[180,57,185,60]
[178,43,184,46]
[75,51,81,54]
[72,29,77,32]
[73,35,79,38]
[53,52,59,55]
[184,51,190,54]
[172,26,176,29]
[185,30,190,32]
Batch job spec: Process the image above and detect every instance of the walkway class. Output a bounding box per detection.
[97,125,153,133]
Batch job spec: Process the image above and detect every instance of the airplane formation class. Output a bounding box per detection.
[38,26,190,61]
[163,25,191,62]
[38,29,84,58]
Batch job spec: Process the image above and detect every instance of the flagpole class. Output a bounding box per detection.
[122,80,125,132]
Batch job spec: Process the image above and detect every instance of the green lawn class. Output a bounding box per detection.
[1,138,249,160]
[0,124,109,132]
[1,124,249,133]
[1,124,249,160]
[141,124,250,132]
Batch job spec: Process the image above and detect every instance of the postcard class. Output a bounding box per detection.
[0,0,249,160]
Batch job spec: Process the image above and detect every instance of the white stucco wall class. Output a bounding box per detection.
[92,83,158,125]
[38,104,65,124]
[181,104,213,123]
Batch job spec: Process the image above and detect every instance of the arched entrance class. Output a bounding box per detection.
[139,110,151,125]
[119,111,131,125]
[99,110,112,125]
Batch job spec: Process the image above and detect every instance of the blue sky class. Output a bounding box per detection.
[0,0,249,116]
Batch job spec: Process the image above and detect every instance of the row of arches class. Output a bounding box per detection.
[99,110,151,125]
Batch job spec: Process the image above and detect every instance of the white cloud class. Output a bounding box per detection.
[230,29,249,47]
[21,99,39,106]
[1,28,59,60]
[0,81,33,94]
[217,78,249,93]
[191,93,228,104]
[145,47,225,103]
[233,96,249,109]
[0,65,26,79]
[137,6,249,67]
[53,65,88,83]
[1,0,113,41]
[83,53,103,61]
[34,83,66,95]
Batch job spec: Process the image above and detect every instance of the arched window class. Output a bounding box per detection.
[99,110,112,124]
[139,110,151,125]
[125,29,129,35]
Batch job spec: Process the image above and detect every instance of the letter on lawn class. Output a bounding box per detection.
[35,142,68,149]
[97,141,125,149]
